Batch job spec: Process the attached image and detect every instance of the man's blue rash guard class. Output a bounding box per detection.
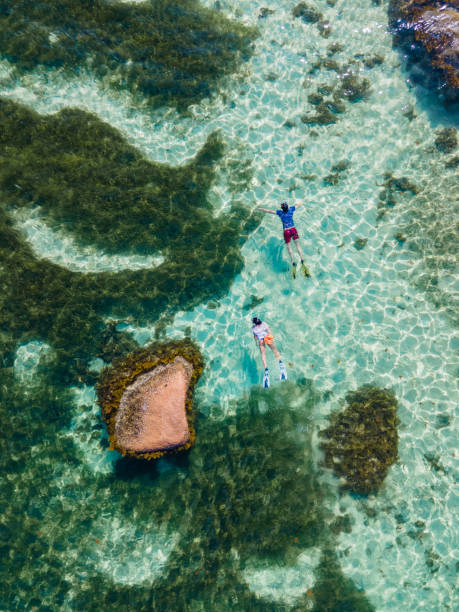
[276,206,296,229]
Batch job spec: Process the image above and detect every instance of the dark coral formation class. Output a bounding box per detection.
[363,54,385,68]
[0,0,256,110]
[302,60,371,125]
[0,98,259,383]
[354,237,368,250]
[292,2,331,37]
[338,73,372,102]
[97,339,204,459]
[434,127,458,153]
[293,2,322,23]
[302,103,338,125]
[319,385,399,494]
[323,160,350,184]
[377,171,419,218]
[389,0,459,106]
[259,7,275,19]
[445,154,459,168]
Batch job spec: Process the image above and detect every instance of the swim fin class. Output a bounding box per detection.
[263,368,270,388]
[291,263,297,279]
[301,262,311,278]
[279,361,287,381]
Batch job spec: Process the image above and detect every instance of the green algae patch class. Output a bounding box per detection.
[97,339,204,459]
[305,549,375,612]
[0,0,256,110]
[0,98,259,382]
[0,368,373,610]
[319,385,399,495]
[0,97,226,254]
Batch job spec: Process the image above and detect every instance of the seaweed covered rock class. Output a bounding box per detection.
[389,1,459,106]
[0,0,256,110]
[319,385,399,494]
[97,340,204,459]
[302,67,371,125]
[293,2,323,23]
[434,127,458,153]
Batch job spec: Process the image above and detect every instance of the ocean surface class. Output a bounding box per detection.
[0,1,457,610]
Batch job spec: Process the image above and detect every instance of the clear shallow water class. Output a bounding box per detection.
[1,1,458,610]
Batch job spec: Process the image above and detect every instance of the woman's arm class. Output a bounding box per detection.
[295,202,303,209]
[257,207,277,214]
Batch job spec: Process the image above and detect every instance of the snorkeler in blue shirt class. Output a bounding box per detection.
[257,201,311,278]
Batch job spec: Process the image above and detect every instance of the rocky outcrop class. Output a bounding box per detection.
[97,340,204,459]
[389,1,459,105]
[319,385,399,494]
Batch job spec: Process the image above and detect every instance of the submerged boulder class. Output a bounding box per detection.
[97,340,204,459]
[319,385,399,494]
[389,1,459,105]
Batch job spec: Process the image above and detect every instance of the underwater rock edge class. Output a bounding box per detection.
[97,339,204,460]
[389,0,459,104]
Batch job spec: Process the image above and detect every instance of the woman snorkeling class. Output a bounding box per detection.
[252,317,287,388]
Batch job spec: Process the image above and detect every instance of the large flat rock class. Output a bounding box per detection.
[114,356,193,453]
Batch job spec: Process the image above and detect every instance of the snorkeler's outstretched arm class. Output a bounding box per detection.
[257,207,277,214]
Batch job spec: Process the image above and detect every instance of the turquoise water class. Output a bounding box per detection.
[1,1,458,610]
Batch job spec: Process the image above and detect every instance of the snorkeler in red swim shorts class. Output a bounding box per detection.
[257,201,311,278]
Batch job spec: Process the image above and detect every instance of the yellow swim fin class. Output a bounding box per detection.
[301,262,311,278]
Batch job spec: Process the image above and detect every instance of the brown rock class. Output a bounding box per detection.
[390,1,459,103]
[413,5,459,89]
[97,339,204,459]
[114,357,193,453]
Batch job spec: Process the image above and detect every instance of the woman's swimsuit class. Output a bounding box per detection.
[252,322,269,342]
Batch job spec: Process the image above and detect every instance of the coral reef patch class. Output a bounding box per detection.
[97,339,204,459]
[292,2,331,38]
[293,2,322,23]
[302,55,372,125]
[0,98,259,382]
[0,0,256,110]
[389,0,459,106]
[377,171,420,216]
[323,160,350,185]
[434,127,458,153]
[319,385,399,494]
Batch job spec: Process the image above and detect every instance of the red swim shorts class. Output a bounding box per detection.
[283,227,299,243]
